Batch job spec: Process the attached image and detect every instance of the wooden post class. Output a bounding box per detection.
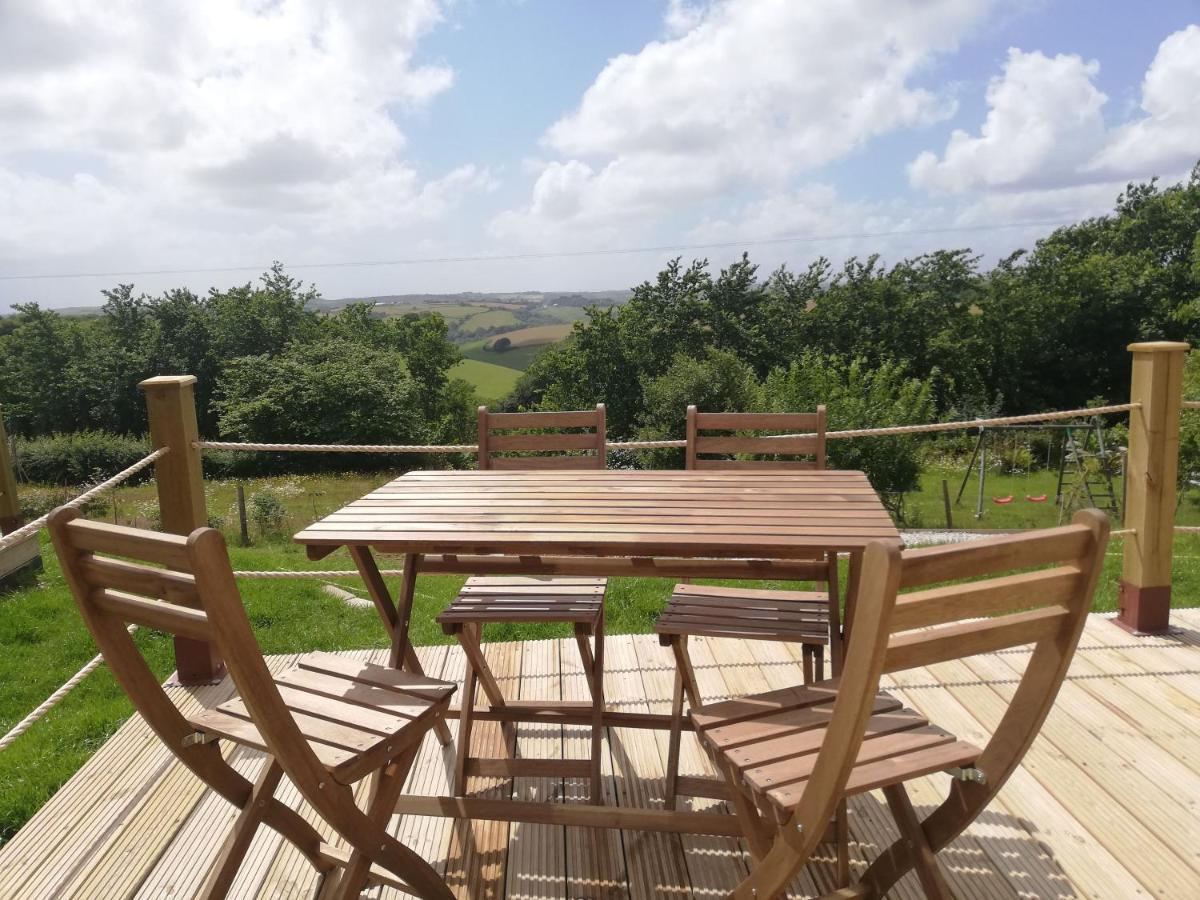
[139,375,223,682]
[0,408,20,536]
[1117,342,1188,634]
[0,406,42,583]
[236,483,250,546]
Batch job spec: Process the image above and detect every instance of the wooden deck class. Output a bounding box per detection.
[2,610,1199,899]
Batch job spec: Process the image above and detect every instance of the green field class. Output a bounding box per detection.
[457,309,519,335]
[459,338,549,371]
[449,358,523,401]
[540,307,591,323]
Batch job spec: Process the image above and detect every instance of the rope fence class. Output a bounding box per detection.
[193,402,1139,456]
[0,401,1153,753]
[1183,400,1200,410]
[0,625,138,752]
[233,569,407,579]
[0,447,168,555]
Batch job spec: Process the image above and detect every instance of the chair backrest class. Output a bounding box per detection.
[477,404,607,470]
[884,508,1108,779]
[685,405,826,469]
[47,507,329,788]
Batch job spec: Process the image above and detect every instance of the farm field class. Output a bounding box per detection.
[456,308,520,336]
[448,357,523,401]
[484,322,572,348]
[459,338,547,371]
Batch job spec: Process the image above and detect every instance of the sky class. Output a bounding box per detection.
[1,0,1198,310]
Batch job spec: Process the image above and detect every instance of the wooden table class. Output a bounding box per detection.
[294,469,901,834]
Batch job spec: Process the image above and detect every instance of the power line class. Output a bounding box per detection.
[0,217,1072,283]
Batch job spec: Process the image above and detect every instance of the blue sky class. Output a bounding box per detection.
[1,0,1198,309]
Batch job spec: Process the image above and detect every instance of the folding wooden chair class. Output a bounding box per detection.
[436,405,609,800]
[691,510,1110,899]
[48,507,457,900]
[657,405,837,805]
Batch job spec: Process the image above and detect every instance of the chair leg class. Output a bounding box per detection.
[801,644,815,684]
[453,661,478,795]
[882,783,953,900]
[457,623,515,754]
[585,621,606,803]
[199,756,284,900]
[835,798,850,888]
[814,644,825,682]
[711,753,773,862]
[665,661,686,809]
[665,636,702,807]
[333,743,422,900]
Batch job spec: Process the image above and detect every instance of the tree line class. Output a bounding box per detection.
[0,265,475,470]
[1,167,1197,491]
[508,167,1200,489]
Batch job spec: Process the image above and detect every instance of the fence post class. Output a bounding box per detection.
[0,407,20,536]
[139,375,223,682]
[1118,341,1188,634]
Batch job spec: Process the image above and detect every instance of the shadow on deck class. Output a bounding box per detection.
[1,611,1199,898]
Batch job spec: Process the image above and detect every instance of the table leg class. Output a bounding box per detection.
[843,550,863,644]
[349,546,451,745]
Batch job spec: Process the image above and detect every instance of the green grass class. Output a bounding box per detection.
[4,464,1200,845]
[459,338,548,372]
[448,358,523,401]
[540,306,590,323]
[457,309,519,336]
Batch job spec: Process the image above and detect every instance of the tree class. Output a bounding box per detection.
[213,339,430,472]
[762,352,936,493]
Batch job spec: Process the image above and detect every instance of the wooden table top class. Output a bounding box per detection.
[295,469,901,559]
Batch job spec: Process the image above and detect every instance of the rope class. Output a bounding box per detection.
[1183,401,1200,410]
[197,440,477,453]
[1174,526,1200,533]
[193,402,1139,456]
[234,569,407,579]
[0,448,169,554]
[0,625,137,752]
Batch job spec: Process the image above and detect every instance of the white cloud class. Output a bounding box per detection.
[1087,24,1200,179]
[493,0,993,243]
[0,0,488,280]
[909,49,1107,193]
[910,26,1200,195]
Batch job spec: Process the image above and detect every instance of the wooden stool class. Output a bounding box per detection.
[437,575,607,800]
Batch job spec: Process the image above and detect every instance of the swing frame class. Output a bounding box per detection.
[955,421,1109,520]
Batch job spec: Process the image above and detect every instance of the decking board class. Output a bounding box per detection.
[2,612,1199,898]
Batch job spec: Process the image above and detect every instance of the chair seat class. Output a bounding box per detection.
[190,651,455,786]
[691,681,980,815]
[655,583,831,643]
[437,576,607,628]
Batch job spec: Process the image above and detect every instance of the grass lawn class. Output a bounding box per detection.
[447,357,523,402]
[3,465,1200,845]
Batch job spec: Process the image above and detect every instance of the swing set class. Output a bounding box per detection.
[955,418,1122,522]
